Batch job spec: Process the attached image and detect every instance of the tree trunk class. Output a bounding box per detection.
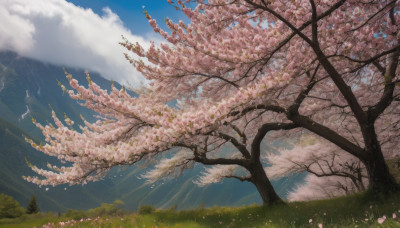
[363,123,399,195]
[364,150,399,194]
[248,159,284,205]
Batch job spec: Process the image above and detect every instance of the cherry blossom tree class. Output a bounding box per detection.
[25,0,400,205]
[266,135,369,199]
[287,175,364,201]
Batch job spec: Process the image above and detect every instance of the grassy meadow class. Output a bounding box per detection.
[2,191,400,227]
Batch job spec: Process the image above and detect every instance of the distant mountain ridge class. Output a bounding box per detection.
[0,51,129,212]
[0,51,303,212]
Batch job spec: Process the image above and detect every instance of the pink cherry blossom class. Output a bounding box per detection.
[378,216,386,224]
[25,0,400,204]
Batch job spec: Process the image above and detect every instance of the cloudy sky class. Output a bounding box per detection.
[0,0,188,86]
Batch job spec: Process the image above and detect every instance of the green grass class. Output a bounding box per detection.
[2,192,400,227]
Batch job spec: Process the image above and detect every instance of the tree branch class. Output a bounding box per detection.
[245,0,368,137]
[310,0,318,44]
[229,123,247,145]
[368,46,400,121]
[229,104,286,118]
[177,143,250,167]
[287,114,366,160]
[251,122,297,160]
[224,175,252,182]
[348,0,397,32]
[212,130,251,159]
[288,65,320,114]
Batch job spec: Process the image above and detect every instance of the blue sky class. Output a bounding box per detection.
[67,0,188,34]
[0,0,193,86]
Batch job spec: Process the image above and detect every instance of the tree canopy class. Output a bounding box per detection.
[0,193,25,218]
[25,0,400,204]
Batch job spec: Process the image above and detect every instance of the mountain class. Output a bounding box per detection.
[0,51,132,212]
[0,117,113,212]
[0,51,304,212]
[0,51,113,135]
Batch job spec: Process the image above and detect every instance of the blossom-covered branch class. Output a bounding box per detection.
[26,0,400,203]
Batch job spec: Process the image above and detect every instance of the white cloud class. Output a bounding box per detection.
[0,0,149,86]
